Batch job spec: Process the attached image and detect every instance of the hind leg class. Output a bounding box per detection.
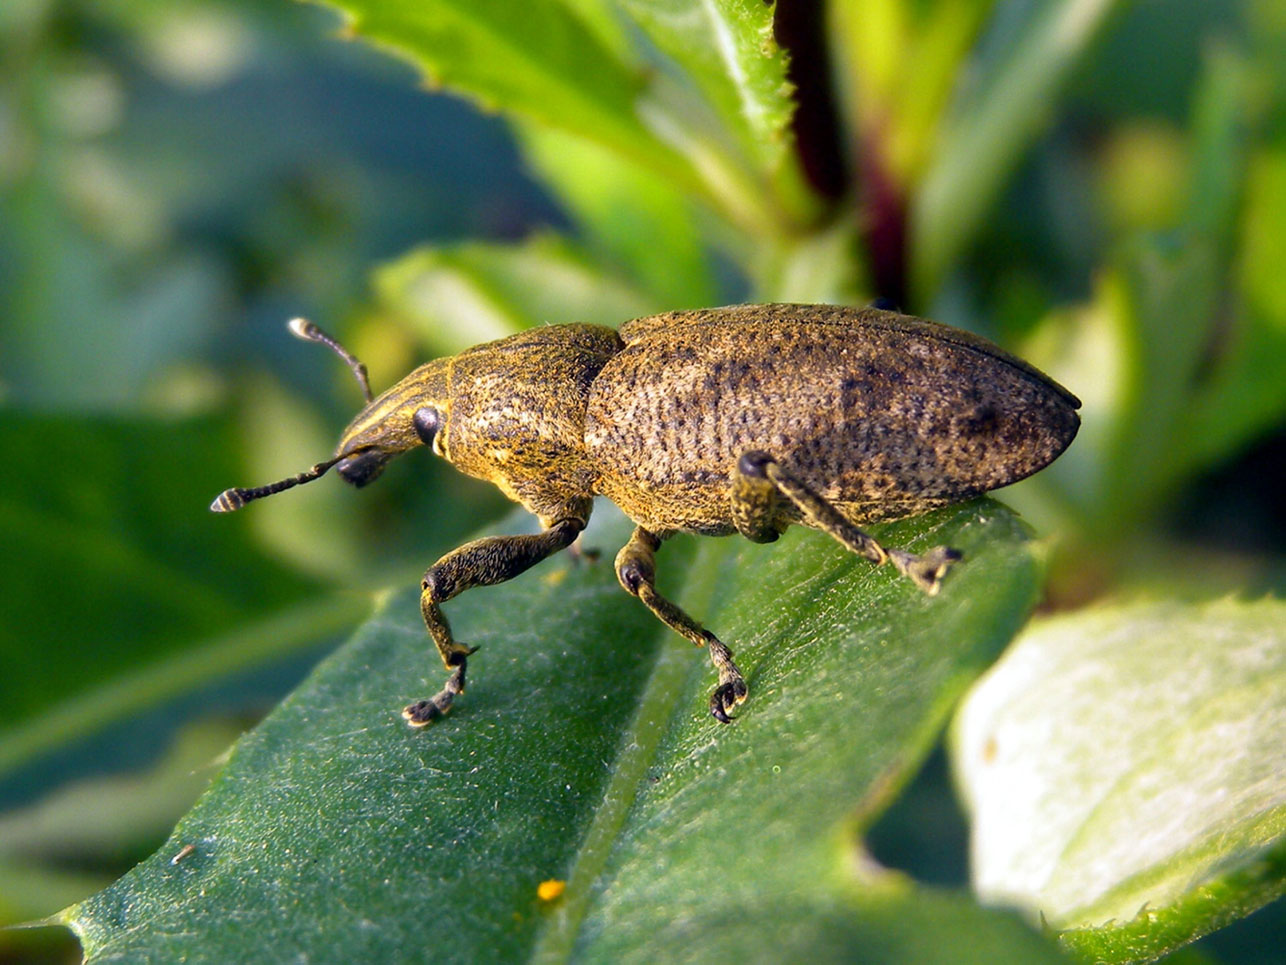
[732,451,960,594]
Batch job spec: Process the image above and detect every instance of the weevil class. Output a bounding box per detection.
[213,304,1080,724]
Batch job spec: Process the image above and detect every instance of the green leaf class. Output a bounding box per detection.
[616,0,796,176]
[0,168,229,414]
[829,0,995,186]
[0,718,243,924]
[309,0,710,217]
[911,0,1121,299]
[67,499,1050,962]
[1003,48,1256,539]
[548,0,635,62]
[610,0,819,231]
[1184,144,1286,476]
[0,412,365,779]
[516,124,719,307]
[372,235,658,356]
[1103,46,1248,513]
[307,0,817,237]
[952,598,1286,962]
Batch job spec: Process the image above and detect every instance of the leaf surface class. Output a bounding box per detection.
[953,598,1286,961]
[67,500,1054,962]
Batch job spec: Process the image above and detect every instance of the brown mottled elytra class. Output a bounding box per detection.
[213,304,1080,724]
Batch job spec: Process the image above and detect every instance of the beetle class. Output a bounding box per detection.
[213,304,1080,724]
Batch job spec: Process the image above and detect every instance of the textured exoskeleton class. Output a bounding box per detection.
[213,304,1080,723]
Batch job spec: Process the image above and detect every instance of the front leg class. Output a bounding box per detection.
[615,526,747,723]
[403,507,588,727]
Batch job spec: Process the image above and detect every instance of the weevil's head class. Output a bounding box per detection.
[209,319,453,513]
[334,358,451,487]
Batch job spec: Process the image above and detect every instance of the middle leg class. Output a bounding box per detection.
[614,526,747,723]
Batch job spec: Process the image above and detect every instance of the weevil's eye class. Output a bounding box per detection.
[336,450,388,488]
[413,407,442,446]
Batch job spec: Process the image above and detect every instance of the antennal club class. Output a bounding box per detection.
[210,454,347,513]
[288,317,374,403]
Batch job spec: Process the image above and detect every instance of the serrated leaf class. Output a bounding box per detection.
[67,499,1049,962]
[953,598,1286,961]
[618,0,795,174]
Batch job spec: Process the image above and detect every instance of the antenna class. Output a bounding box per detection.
[210,454,347,513]
[288,317,373,403]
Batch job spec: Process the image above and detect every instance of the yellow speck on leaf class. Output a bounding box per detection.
[537,879,566,902]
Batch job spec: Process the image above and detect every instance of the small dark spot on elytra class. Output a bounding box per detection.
[968,403,998,432]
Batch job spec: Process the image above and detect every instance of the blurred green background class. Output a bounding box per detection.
[1,0,1282,961]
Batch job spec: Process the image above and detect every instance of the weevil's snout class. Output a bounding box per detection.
[336,449,390,488]
[333,358,451,479]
